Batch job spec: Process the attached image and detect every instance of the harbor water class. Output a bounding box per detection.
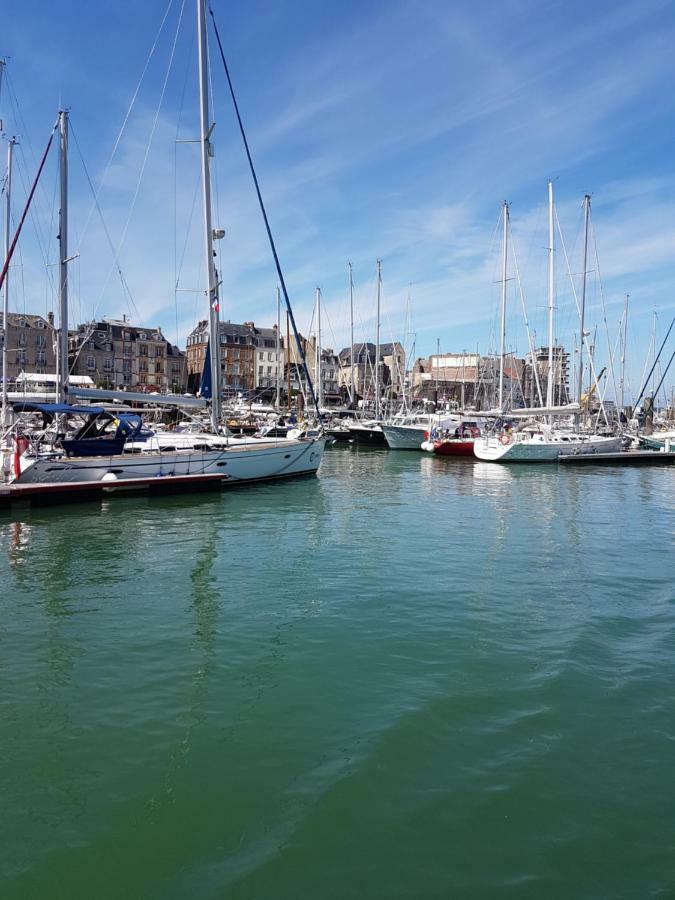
[1,448,674,899]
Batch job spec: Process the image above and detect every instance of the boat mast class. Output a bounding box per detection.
[461,349,466,411]
[620,293,629,413]
[577,194,590,410]
[57,110,69,405]
[275,285,281,410]
[375,259,381,420]
[546,180,555,410]
[348,261,355,406]
[2,137,15,428]
[315,286,322,410]
[498,200,508,412]
[197,0,221,429]
[286,309,291,411]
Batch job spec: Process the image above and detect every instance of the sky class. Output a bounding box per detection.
[2,0,675,403]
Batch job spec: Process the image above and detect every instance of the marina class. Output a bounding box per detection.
[2,0,675,897]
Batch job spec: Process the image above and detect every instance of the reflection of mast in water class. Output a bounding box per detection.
[1,520,32,576]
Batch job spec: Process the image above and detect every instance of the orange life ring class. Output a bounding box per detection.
[499,433,511,446]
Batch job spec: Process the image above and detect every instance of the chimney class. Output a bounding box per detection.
[47,311,54,327]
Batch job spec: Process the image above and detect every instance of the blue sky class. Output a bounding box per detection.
[3,0,675,402]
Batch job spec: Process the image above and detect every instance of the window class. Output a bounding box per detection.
[138,332,146,340]
[87,356,96,370]
[139,359,148,373]
[36,318,46,329]
[105,342,112,352]
[155,362,164,375]
[259,352,264,361]
[37,350,46,365]
[267,366,272,376]
[233,363,240,375]
[139,375,147,385]
[103,358,113,372]
[17,332,26,346]
[139,344,148,356]
[258,365,264,375]
[123,359,131,373]
[19,318,26,328]
[123,374,131,385]
[155,346,163,358]
[220,333,227,344]
[123,344,132,356]
[36,333,46,347]
[15,350,27,365]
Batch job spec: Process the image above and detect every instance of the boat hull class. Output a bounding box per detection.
[433,439,476,457]
[15,438,326,485]
[380,425,428,450]
[474,434,622,462]
[347,425,388,447]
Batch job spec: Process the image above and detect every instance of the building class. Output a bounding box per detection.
[253,325,285,402]
[68,318,187,393]
[337,341,405,403]
[0,312,56,382]
[411,352,526,409]
[523,346,570,407]
[186,319,271,399]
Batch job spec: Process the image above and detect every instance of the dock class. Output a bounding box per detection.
[558,450,675,466]
[0,471,230,509]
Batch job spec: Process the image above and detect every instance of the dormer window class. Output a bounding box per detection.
[19,317,26,328]
[138,332,146,340]
[36,318,46,329]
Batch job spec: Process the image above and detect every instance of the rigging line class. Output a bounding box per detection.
[509,229,543,407]
[77,0,176,246]
[633,315,674,411]
[555,208,606,418]
[589,214,620,406]
[70,121,138,314]
[208,4,321,421]
[13,142,57,298]
[4,71,55,248]
[0,120,57,293]
[92,0,186,323]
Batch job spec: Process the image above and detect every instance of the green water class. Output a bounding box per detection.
[1,449,674,899]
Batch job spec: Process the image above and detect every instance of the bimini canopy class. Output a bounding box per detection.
[12,402,106,416]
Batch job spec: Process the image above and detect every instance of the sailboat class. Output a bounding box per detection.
[10,0,325,486]
[474,184,620,463]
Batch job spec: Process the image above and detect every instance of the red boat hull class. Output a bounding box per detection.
[433,439,476,457]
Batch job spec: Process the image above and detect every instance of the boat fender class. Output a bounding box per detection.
[13,434,30,479]
[499,433,512,446]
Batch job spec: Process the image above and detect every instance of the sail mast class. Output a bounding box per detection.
[620,293,629,413]
[315,286,322,410]
[57,110,69,405]
[275,285,281,410]
[197,0,221,429]
[348,261,354,406]
[577,194,590,409]
[375,259,381,420]
[546,180,555,409]
[498,201,508,411]
[2,138,14,427]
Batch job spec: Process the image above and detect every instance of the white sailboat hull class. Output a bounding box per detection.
[474,434,622,462]
[15,438,326,485]
[380,425,429,450]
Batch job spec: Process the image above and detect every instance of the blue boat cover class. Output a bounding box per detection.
[13,402,106,415]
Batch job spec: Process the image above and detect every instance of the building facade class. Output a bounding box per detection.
[337,341,405,403]
[0,312,56,382]
[522,346,570,407]
[69,318,187,393]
